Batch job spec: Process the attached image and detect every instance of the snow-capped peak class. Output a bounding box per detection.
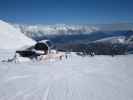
[14,24,99,38]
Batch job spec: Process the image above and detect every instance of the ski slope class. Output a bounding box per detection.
[0,51,133,100]
[0,20,35,50]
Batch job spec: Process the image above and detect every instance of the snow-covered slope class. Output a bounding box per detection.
[0,20,36,50]
[126,35,133,43]
[94,34,133,45]
[0,51,133,100]
[94,36,126,44]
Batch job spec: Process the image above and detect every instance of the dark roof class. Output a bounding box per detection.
[34,42,48,51]
[39,40,53,48]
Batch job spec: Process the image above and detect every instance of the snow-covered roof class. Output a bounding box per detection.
[38,40,53,48]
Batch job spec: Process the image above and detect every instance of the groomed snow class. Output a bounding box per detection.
[0,51,133,100]
[0,20,35,50]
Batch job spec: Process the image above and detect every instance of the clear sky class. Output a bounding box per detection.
[0,0,133,24]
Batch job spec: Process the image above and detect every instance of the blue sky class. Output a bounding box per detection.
[0,0,133,24]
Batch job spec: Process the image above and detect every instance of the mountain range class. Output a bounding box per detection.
[0,20,133,54]
[13,23,133,54]
[14,23,133,44]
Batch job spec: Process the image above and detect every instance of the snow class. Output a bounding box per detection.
[14,24,99,37]
[95,36,126,44]
[14,23,133,38]
[0,50,133,100]
[0,20,36,50]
